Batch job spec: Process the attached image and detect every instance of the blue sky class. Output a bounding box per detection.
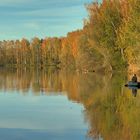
[0,0,93,40]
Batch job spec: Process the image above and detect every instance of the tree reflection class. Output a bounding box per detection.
[0,68,140,140]
[83,74,140,140]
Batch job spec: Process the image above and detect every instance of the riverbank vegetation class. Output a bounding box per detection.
[0,0,139,73]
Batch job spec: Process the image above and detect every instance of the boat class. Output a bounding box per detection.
[125,81,140,88]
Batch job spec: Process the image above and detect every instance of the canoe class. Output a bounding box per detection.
[125,81,140,87]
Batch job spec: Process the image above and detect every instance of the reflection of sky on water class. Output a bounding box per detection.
[0,128,88,140]
[0,92,90,140]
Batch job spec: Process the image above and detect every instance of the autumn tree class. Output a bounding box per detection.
[117,0,140,72]
[86,0,125,71]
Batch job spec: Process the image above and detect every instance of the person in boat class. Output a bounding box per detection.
[132,74,137,82]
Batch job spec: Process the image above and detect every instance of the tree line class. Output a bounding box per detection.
[0,0,139,72]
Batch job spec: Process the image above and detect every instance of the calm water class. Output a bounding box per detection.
[0,69,139,140]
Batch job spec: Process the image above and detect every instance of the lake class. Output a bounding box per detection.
[0,68,139,140]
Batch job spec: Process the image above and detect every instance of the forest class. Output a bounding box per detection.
[0,0,140,73]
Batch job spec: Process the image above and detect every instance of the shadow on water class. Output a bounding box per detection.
[0,68,140,140]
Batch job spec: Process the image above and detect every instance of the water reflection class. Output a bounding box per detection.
[130,87,138,97]
[0,69,140,140]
